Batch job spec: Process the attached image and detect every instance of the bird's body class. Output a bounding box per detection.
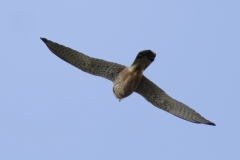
[113,50,156,100]
[113,67,143,100]
[41,38,216,126]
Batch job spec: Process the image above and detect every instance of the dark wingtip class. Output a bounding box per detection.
[206,122,216,126]
[40,37,48,43]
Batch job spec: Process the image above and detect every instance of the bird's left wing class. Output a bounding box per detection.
[41,38,125,82]
[135,76,216,126]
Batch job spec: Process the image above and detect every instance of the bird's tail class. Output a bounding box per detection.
[130,50,156,72]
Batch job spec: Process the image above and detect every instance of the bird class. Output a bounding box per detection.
[40,37,216,126]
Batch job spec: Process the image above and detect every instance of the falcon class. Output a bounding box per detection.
[41,38,215,126]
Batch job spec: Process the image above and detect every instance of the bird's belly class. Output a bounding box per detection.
[113,73,142,100]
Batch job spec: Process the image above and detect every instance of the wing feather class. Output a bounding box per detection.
[41,38,125,82]
[135,76,216,126]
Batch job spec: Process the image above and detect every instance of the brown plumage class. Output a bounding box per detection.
[113,50,156,100]
[41,37,216,126]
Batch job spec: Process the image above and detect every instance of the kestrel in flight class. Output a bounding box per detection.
[41,38,215,126]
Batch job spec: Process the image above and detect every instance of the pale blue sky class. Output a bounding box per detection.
[1,0,240,159]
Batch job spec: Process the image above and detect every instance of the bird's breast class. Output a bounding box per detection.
[113,68,143,100]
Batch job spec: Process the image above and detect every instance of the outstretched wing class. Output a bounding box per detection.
[135,76,216,126]
[41,38,125,82]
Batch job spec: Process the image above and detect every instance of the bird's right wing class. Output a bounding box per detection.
[41,38,125,82]
[135,76,216,126]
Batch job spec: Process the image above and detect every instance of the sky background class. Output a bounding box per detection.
[1,0,240,159]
